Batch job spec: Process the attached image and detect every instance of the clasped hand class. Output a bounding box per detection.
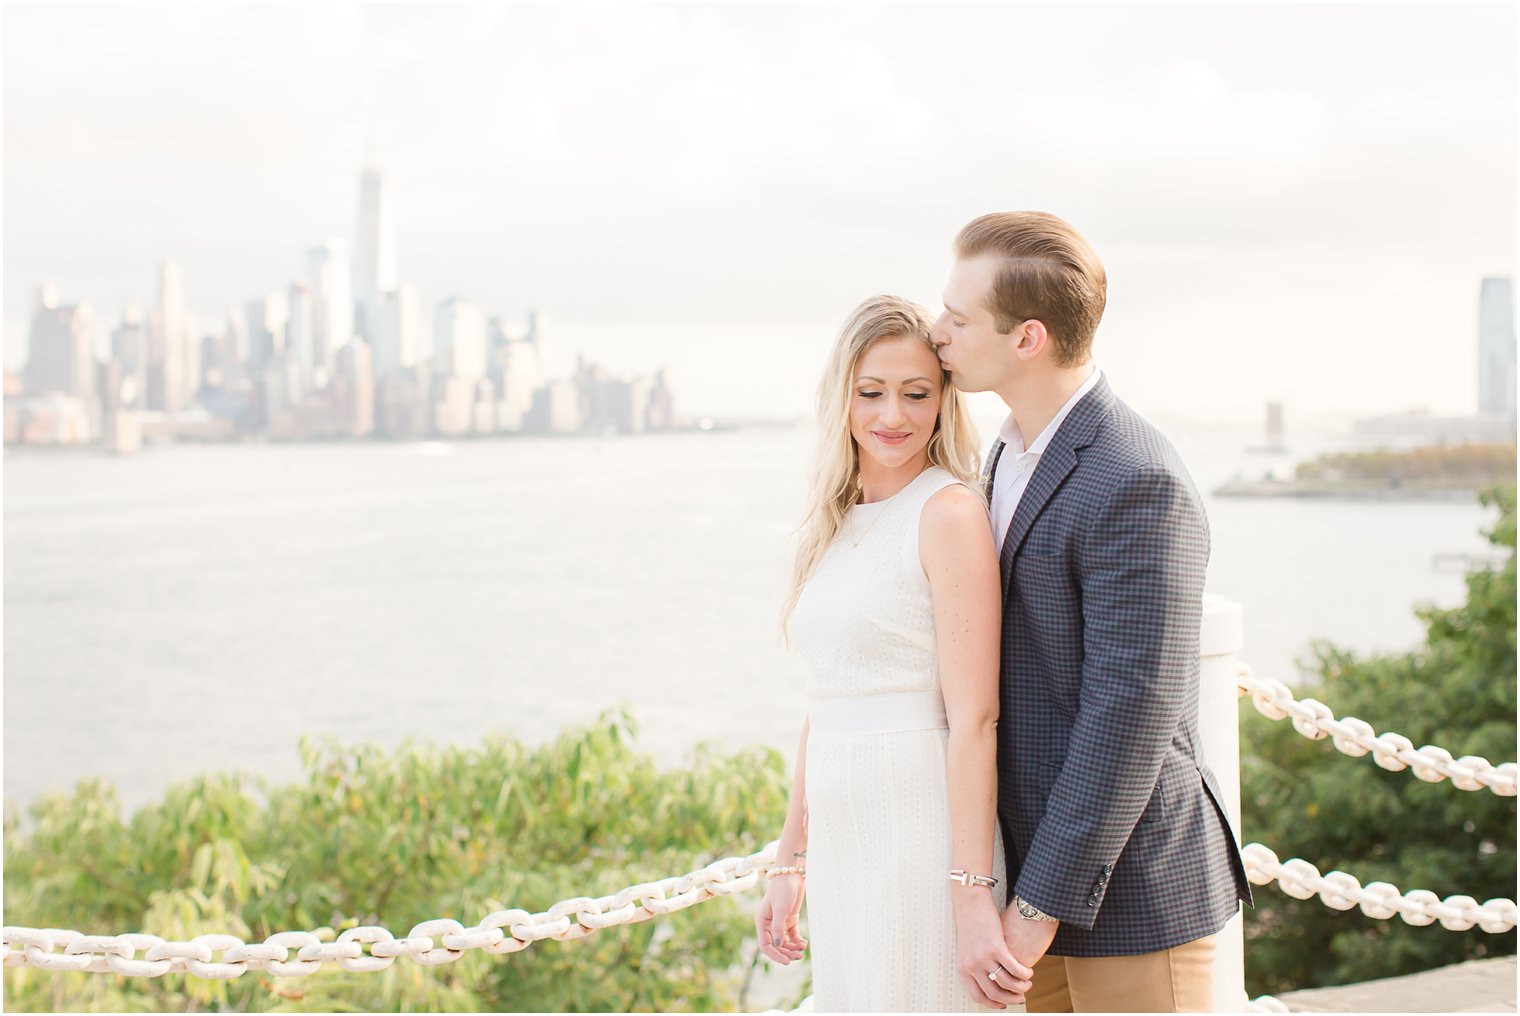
[956,897,1034,1009]
[756,875,807,965]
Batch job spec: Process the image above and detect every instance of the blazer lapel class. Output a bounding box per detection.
[983,438,1006,500]
[998,376,1114,588]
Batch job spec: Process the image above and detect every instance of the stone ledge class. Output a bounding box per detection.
[1277,955,1516,1013]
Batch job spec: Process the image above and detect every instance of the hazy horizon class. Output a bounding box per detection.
[5,3,1515,423]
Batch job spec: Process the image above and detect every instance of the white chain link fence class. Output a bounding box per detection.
[1236,665,1517,796]
[1240,843,1516,933]
[3,841,781,978]
[7,834,1512,983]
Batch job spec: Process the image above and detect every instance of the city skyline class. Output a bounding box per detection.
[5,3,1516,423]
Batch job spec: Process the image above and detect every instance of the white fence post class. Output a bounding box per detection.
[1200,594,1247,1012]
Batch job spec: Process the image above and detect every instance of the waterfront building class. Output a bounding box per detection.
[151,258,195,412]
[472,378,498,435]
[286,282,316,395]
[353,167,398,344]
[5,394,94,445]
[647,368,676,432]
[1478,276,1516,420]
[245,294,288,378]
[605,375,654,435]
[432,375,475,436]
[575,354,669,435]
[306,240,353,379]
[258,350,303,430]
[198,333,224,390]
[110,303,149,407]
[526,307,549,375]
[204,306,247,388]
[25,294,96,404]
[374,364,431,438]
[527,379,582,434]
[433,298,487,384]
[335,338,376,437]
[373,283,421,379]
[496,333,542,432]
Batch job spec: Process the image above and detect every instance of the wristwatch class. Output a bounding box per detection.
[1012,893,1059,923]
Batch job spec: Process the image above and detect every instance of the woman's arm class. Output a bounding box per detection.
[921,484,1030,1008]
[756,717,809,964]
[776,716,810,873]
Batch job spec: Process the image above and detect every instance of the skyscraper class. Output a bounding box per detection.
[372,283,421,379]
[151,258,192,411]
[286,281,316,395]
[110,302,148,406]
[245,294,286,377]
[25,296,95,400]
[352,167,397,342]
[433,297,487,383]
[527,307,549,375]
[1478,277,1516,420]
[306,240,353,382]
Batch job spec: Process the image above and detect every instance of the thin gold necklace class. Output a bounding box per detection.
[849,501,887,548]
[850,465,928,548]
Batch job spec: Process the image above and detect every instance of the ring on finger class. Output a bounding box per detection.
[987,965,1003,982]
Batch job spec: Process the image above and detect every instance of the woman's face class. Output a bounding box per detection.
[848,334,944,472]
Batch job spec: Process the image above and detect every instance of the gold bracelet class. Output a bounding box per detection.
[769,865,806,877]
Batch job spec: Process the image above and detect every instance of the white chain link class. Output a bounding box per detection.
[1242,843,1517,932]
[1236,665,1517,796]
[1,841,779,979]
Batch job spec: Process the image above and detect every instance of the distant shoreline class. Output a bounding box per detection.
[1212,479,1482,502]
[1214,442,1514,502]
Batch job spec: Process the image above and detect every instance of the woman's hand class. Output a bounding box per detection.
[955,895,1033,1009]
[755,874,808,964]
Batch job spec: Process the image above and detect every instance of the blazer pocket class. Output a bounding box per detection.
[1014,552,1078,609]
[1038,761,1061,797]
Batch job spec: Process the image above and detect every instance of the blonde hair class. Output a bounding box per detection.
[954,211,1107,367]
[781,295,981,636]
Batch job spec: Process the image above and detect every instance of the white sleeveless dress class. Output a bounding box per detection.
[791,465,1007,1013]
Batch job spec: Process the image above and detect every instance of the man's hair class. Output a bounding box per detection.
[953,211,1107,367]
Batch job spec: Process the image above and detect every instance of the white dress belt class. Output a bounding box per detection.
[808,690,949,736]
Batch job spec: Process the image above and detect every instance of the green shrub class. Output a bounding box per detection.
[3,709,796,1012]
[1241,485,1518,996]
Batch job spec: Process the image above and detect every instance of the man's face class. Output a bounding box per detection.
[932,254,1019,393]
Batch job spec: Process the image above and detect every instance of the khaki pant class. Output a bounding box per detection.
[1025,934,1217,1013]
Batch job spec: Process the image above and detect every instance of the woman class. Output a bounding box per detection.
[755,295,1031,1011]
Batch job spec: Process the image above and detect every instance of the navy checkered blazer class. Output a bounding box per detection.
[989,375,1251,958]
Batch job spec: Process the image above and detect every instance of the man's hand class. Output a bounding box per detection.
[955,898,1034,1009]
[1002,905,1059,972]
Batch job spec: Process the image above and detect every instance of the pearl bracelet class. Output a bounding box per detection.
[769,865,807,877]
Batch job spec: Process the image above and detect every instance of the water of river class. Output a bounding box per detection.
[3,423,1498,810]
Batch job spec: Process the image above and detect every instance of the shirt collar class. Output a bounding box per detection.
[998,363,1102,456]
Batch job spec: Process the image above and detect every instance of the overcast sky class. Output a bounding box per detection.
[4,3,1515,423]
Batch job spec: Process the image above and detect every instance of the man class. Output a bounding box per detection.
[931,211,1251,1013]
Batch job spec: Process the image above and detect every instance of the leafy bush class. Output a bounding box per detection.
[1240,485,1518,996]
[3,709,795,1012]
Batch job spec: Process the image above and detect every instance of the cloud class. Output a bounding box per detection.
[3,3,1513,418]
